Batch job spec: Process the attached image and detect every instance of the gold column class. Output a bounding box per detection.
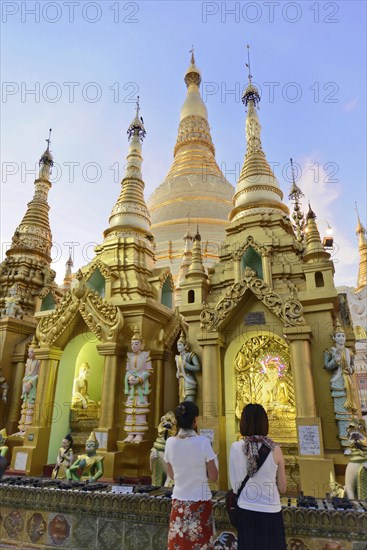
[284,325,334,497]
[151,350,165,428]
[97,342,125,432]
[6,353,26,434]
[33,347,63,428]
[10,346,63,475]
[284,326,316,418]
[198,332,227,489]
[233,255,241,283]
[262,250,272,287]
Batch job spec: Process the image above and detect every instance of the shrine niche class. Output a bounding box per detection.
[234,333,297,442]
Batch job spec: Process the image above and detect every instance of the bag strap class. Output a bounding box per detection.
[236,444,272,497]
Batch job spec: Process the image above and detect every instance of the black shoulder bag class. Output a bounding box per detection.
[225,444,271,528]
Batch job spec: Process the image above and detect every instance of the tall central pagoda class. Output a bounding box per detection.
[148,53,234,275]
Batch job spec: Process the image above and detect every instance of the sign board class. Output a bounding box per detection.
[14,451,28,471]
[244,312,266,325]
[298,425,321,455]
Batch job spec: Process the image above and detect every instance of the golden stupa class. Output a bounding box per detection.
[148,52,234,276]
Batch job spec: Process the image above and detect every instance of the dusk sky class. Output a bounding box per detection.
[1,0,366,287]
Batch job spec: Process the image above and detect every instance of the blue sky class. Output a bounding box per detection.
[1,0,366,287]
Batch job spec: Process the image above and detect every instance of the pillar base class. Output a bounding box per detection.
[297,457,334,497]
[117,439,152,478]
[10,427,51,476]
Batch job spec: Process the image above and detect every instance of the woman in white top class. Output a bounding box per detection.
[229,403,287,550]
[164,401,218,550]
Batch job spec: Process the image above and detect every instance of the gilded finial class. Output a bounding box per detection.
[127,97,146,141]
[242,44,260,107]
[355,202,366,235]
[189,45,195,64]
[39,128,54,173]
[307,201,316,220]
[195,224,201,241]
[288,158,304,200]
[46,128,52,151]
[245,44,252,84]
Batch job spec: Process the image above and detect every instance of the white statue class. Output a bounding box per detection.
[324,321,357,451]
[123,328,152,444]
[1,285,24,319]
[18,347,40,432]
[175,332,201,403]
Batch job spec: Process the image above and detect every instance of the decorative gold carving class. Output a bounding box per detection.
[234,334,296,440]
[159,269,174,290]
[163,308,188,350]
[200,267,304,331]
[83,259,114,280]
[231,235,269,261]
[36,279,123,346]
[235,184,284,199]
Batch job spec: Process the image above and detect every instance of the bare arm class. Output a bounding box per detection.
[207,459,218,482]
[273,445,287,494]
[166,462,174,480]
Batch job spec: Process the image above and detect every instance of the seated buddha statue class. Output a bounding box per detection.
[262,362,294,415]
[71,363,96,410]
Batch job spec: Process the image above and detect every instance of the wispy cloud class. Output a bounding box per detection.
[344,98,358,112]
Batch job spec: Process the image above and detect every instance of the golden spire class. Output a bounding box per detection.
[62,247,73,289]
[7,130,54,262]
[186,227,207,280]
[176,221,194,286]
[230,46,288,222]
[167,50,221,179]
[104,97,153,242]
[288,158,305,244]
[355,202,367,290]
[303,203,330,263]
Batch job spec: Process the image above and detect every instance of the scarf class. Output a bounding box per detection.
[242,435,276,477]
[177,428,197,438]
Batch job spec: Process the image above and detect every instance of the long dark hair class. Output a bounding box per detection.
[240,403,269,436]
[63,434,73,448]
[174,401,199,429]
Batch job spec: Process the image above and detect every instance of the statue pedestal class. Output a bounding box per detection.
[117,440,151,478]
[9,427,51,475]
[70,407,99,455]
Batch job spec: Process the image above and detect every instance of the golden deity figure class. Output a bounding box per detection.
[18,346,40,433]
[324,321,358,450]
[66,431,103,483]
[71,363,96,410]
[123,328,153,444]
[261,360,294,414]
[51,434,74,479]
[0,285,24,319]
[175,332,201,403]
